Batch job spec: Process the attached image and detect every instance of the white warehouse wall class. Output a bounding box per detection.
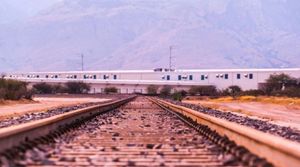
[5,68,300,93]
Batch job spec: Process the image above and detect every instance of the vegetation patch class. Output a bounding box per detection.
[0,78,33,100]
[209,96,300,106]
[146,85,159,95]
[104,87,118,94]
[32,82,90,94]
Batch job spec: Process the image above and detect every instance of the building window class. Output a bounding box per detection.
[189,75,193,80]
[45,75,49,78]
[178,75,182,80]
[201,75,205,80]
[166,75,170,80]
[224,74,228,79]
[93,75,97,79]
[74,75,77,79]
[54,75,58,78]
[249,73,253,79]
[113,75,117,80]
[237,74,241,79]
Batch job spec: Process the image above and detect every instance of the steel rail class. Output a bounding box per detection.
[0,96,136,153]
[149,97,300,167]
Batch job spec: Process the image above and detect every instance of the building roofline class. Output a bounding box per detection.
[6,68,300,74]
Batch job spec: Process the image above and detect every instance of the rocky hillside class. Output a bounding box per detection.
[0,0,300,72]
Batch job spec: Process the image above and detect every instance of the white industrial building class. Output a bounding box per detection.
[5,68,300,94]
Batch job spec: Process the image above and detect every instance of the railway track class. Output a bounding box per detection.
[0,96,298,166]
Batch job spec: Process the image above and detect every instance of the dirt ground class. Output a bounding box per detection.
[0,96,111,120]
[183,99,300,130]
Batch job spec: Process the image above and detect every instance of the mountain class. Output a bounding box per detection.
[0,0,300,72]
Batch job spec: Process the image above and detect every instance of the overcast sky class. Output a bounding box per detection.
[0,0,62,23]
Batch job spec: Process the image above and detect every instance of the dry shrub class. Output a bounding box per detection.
[212,96,234,102]
[0,78,32,100]
[160,85,172,97]
[147,85,159,95]
[256,96,300,105]
[188,86,217,96]
[65,82,90,94]
[104,87,118,94]
[33,83,54,94]
[239,96,257,102]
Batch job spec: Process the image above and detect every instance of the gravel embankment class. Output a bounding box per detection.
[0,102,108,129]
[165,99,300,143]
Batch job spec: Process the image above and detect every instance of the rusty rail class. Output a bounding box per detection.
[149,97,300,167]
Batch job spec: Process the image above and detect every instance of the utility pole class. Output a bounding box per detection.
[81,54,84,71]
[169,46,173,70]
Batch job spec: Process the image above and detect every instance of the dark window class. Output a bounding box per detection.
[189,75,193,80]
[178,75,182,80]
[74,75,77,79]
[93,75,97,79]
[113,75,117,80]
[166,75,170,80]
[45,75,49,78]
[201,75,205,80]
[154,68,163,72]
[249,73,253,79]
[36,75,39,78]
[237,74,241,79]
[224,74,228,79]
[104,75,107,80]
[27,75,30,78]
[54,75,58,78]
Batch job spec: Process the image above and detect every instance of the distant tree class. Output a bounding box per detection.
[172,90,187,101]
[273,87,300,97]
[147,85,159,95]
[188,86,199,96]
[200,86,218,96]
[24,89,35,100]
[0,79,28,100]
[264,74,297,94]
[104,87,118,94]
[33,83,53,94]
[0,78,6,98]
[52,84,66,93]
[297,78,300,87]
[160,85,172,97]
[223,85,242,98]
[0,88,6,99]
[65,82,90,94]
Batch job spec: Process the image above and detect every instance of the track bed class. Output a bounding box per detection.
[13,97,244,166]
